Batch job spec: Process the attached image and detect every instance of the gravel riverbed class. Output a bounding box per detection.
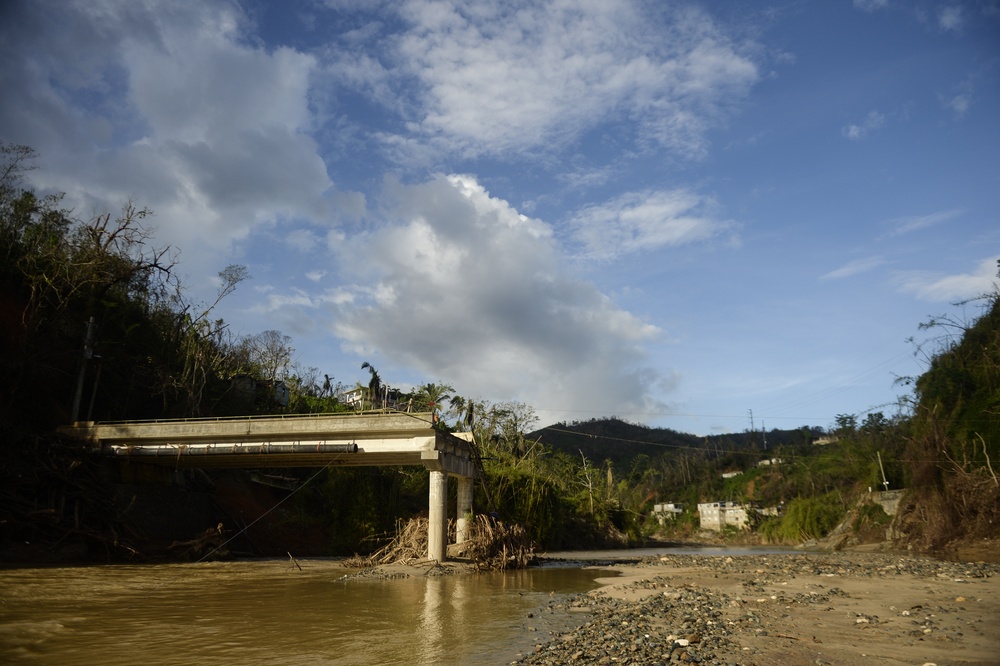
[511,552,1000,666]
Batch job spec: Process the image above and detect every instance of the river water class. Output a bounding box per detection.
[0,559,617,665]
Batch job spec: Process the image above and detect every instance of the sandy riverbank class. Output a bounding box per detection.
[513,551,1000,665]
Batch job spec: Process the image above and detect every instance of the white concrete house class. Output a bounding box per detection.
[652,502,684,525]
[697,501,750,531]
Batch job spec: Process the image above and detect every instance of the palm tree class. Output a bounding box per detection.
[360,361,382,411]
[415,382,455,421]
[449,395,476,428]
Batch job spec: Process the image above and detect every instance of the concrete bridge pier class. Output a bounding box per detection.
[427,470,449,563]
[455,476,473,545]
[426,472,476,562]
[422,441,477,563]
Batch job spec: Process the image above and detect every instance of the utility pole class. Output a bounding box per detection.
[877,451,890,492]
[70,317,97,424]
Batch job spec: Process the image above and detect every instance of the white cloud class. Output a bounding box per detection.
[882,209,963,238]
[0,0,335,278]
[853,0,889,11]
[842,110,886,140]
[944,75,976,119]
[939,5,964,31]
[247,288,323,336]
[820,256,887,280]
[325,175,666,421]
[287,229,323,253]
[252,289,316,313]
[948,93,972,117]
[572,189,734,260]
[894,256,1000,302]
[362,0,760,160]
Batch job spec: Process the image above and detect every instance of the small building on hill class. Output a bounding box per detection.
[698,501,750,531]
[652,502,684,525]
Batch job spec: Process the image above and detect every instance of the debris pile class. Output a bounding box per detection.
[345,515,536,571]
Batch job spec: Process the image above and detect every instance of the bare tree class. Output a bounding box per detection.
[238,330,294,381]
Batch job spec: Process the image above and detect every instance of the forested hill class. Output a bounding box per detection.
[528,418,823,470]
[528,419,700,467]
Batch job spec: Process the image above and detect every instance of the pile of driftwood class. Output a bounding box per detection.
[346,515,535,571]
[461,514,535,571]
[347,517,430,567]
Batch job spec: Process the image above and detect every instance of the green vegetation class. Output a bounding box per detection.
[2,143,998,560]
[0,143,347,427]
[528,282,998,552]
[897,288,1000,548]
[758,493,846,542]
[852,501,890,533]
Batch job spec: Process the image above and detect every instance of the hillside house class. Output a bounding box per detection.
[652,502,684,525]
[339,387,365,409]
[697,501,750,531]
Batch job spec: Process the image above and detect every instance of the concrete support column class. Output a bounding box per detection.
[427,469,448,562]
[455,476,473,544]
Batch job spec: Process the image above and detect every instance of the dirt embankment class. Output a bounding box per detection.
[514,552,1000,665]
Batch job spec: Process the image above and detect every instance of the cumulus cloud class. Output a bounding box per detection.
[287,229,323,253]
[332,0,760,161]
[326,175,666,422]
[0,0,335,276]
[842,110,886,140]
[820,256,887,280]
[571,189,734,260]
[894,256,999,302]
[2,0,760,280]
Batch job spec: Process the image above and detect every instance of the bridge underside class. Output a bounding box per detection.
[59,412,479,561]
[90,438,477,477]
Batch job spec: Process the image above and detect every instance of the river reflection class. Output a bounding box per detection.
[0,560,613,665]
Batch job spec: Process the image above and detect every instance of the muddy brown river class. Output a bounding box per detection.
[0,559,613,665]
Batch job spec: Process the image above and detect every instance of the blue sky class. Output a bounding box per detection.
[2,0,998,435]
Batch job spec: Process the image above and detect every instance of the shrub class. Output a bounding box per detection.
[852,501,890,532]
[760,493,845,542]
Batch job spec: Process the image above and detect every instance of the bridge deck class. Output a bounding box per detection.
[59,412,478,475]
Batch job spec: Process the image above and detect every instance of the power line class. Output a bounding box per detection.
[196,453,349,562]
[536,425,977,464]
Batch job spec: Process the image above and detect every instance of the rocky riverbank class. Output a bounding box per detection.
[512,552,1000,665]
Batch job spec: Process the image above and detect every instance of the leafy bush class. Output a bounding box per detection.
[852,501,890,532]
[760,493,845,542]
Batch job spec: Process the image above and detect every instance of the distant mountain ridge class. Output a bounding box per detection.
[528,417,818,469]
[528,418,703,467]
